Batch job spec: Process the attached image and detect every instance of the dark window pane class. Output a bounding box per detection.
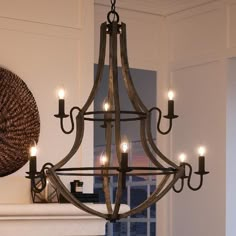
[131,175,147,182]
[94,187,105,203]
[130,222,147,236]
[150,203,156,218]
[94,176,103,184]
[112,222,128,236]
[150,223,156,236]
[150,185,156,218]
[112,175,129,184]
[130,185,147,218]
[113,187,127,204]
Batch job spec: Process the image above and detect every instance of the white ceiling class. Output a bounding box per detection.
[95,0,218,15]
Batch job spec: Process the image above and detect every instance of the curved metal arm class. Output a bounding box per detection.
[146,111,178,168]
[30,163,54,193]
[59,107,81,134]
[185,163,204,191]
[173,162,208,192]
[149,107,173,135]
[30,173,46,193]
[172,177,185,193]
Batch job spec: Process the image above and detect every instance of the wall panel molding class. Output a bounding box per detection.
[170,55,221,72]
[166,1,229,71]
[226,2,236,49]
[0,17,81,39]
[95,0,219,16]
[0,0,84,29]
[168,7,224,65]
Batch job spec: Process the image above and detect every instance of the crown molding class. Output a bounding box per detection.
[95,0,219,16]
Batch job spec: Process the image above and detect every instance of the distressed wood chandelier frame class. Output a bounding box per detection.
[28,0,209,222]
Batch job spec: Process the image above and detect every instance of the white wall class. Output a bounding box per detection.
[171,61,226,236]
[0,0,94,197]
[226,58,236,236]
[166,1,236,236]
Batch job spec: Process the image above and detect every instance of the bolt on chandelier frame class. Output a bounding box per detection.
[28,0,209,222]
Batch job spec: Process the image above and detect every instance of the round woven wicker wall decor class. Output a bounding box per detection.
[0,67,40,177]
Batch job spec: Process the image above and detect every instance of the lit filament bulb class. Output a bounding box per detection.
[103,102,110,111]
[58,89,65,99]
[100,155,107,166]
[179,153,186,163]
[198,146,206,156]
[168,90,174,100]
[121,142,129,153]
[30,146,37,157]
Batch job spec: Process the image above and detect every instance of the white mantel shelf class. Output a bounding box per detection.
[0,204,129,236]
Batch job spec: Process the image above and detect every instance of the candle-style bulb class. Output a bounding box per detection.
[29,144,37,176]
[168,90,174,100]
[179,153,186,163]
[54,88,69,118]
[103,102,110,112]
[198,146,206,156]
[100,155,107,166]
[103,97,110,112]
[121,142,129,153]
[58,89,65,99]
[120,141,129,189]
[30,146,37,157]
[197,146,208,175]
[164,90,178,119]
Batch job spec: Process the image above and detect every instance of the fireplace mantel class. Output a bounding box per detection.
[0,177,129,235]
[0,203,129,236]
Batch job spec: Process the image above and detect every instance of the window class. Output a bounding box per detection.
[94,65,157,235]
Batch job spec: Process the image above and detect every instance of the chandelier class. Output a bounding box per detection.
[27,0,209,222]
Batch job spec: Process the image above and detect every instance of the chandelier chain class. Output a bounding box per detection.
[107,0,119,23]
[110,0,116,12]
